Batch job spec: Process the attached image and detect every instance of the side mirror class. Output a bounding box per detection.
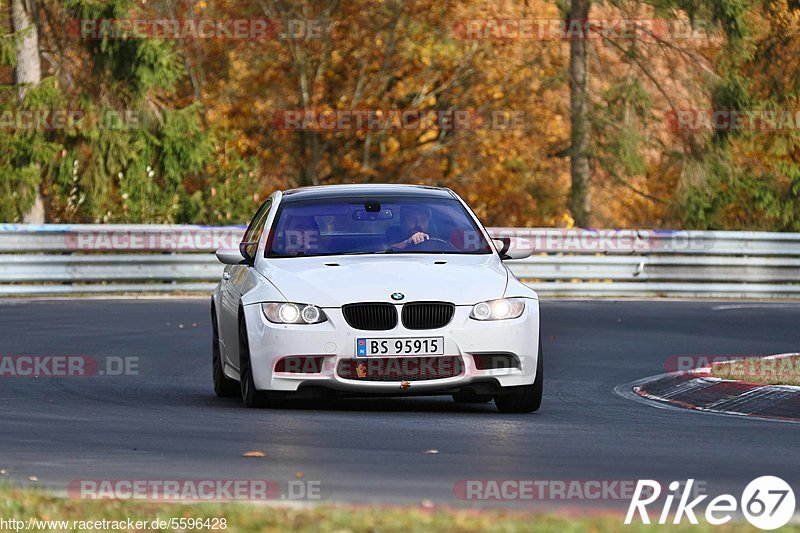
[493,237,533,261]
[216,248,248,265]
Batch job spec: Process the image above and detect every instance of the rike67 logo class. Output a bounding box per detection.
[625,477,795,530]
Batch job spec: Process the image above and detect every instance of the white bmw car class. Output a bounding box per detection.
[211,184,542,413]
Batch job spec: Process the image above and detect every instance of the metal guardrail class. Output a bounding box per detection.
[1,225,799,298]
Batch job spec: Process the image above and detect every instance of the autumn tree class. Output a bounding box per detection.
[1,0,48,222]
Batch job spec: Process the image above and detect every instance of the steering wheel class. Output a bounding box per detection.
[409,237,459,252]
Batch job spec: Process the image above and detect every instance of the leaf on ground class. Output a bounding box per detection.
[242,451,266,457]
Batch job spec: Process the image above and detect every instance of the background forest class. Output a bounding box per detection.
[2,0,800,230]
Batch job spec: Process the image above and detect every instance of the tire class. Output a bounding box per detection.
[453,393,493,404]
[494,339,543,414]
[238,312,269,408]
[212,306,238,398]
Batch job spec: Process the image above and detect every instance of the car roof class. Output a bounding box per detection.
[280,184,455,202]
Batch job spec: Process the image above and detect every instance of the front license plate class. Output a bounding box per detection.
[356,337,445,357]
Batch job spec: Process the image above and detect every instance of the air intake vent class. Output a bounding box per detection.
[337,356,463,381]
[401,302,455,330]
[342,303,397,331]
[472,353,521,370]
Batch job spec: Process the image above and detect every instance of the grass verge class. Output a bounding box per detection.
[0,485,794,532]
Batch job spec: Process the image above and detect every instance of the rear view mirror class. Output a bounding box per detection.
[216,248,248,265]
[493,237,533,260]
[352,209,393,221]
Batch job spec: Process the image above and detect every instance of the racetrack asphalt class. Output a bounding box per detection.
[1,298,798,509]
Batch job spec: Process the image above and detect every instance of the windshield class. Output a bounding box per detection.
[266,196,493,257]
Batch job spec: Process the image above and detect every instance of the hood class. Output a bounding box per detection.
[258,254,508,307]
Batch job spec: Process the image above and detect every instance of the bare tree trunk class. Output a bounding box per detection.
[568,0,592,227]
[12,0,44,223]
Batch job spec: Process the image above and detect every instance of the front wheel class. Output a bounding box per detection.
[494,339,543,414]
[239,313,269,408]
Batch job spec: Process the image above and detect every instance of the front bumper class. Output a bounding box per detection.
[242,300,540,395]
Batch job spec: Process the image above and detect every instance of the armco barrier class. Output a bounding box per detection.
[0,225,799,297]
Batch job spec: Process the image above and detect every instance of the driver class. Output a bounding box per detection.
[284,215,321,254]
[389,205,431,250]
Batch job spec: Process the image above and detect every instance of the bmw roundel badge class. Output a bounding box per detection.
[391,292,405,301]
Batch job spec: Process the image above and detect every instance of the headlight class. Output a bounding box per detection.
[470,298,526,321]
[261,303,327,324]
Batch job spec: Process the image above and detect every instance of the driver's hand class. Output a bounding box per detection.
[407,232,429,245]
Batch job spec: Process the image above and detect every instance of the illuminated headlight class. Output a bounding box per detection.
[470,298,526,321]
[262,303,327,324]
